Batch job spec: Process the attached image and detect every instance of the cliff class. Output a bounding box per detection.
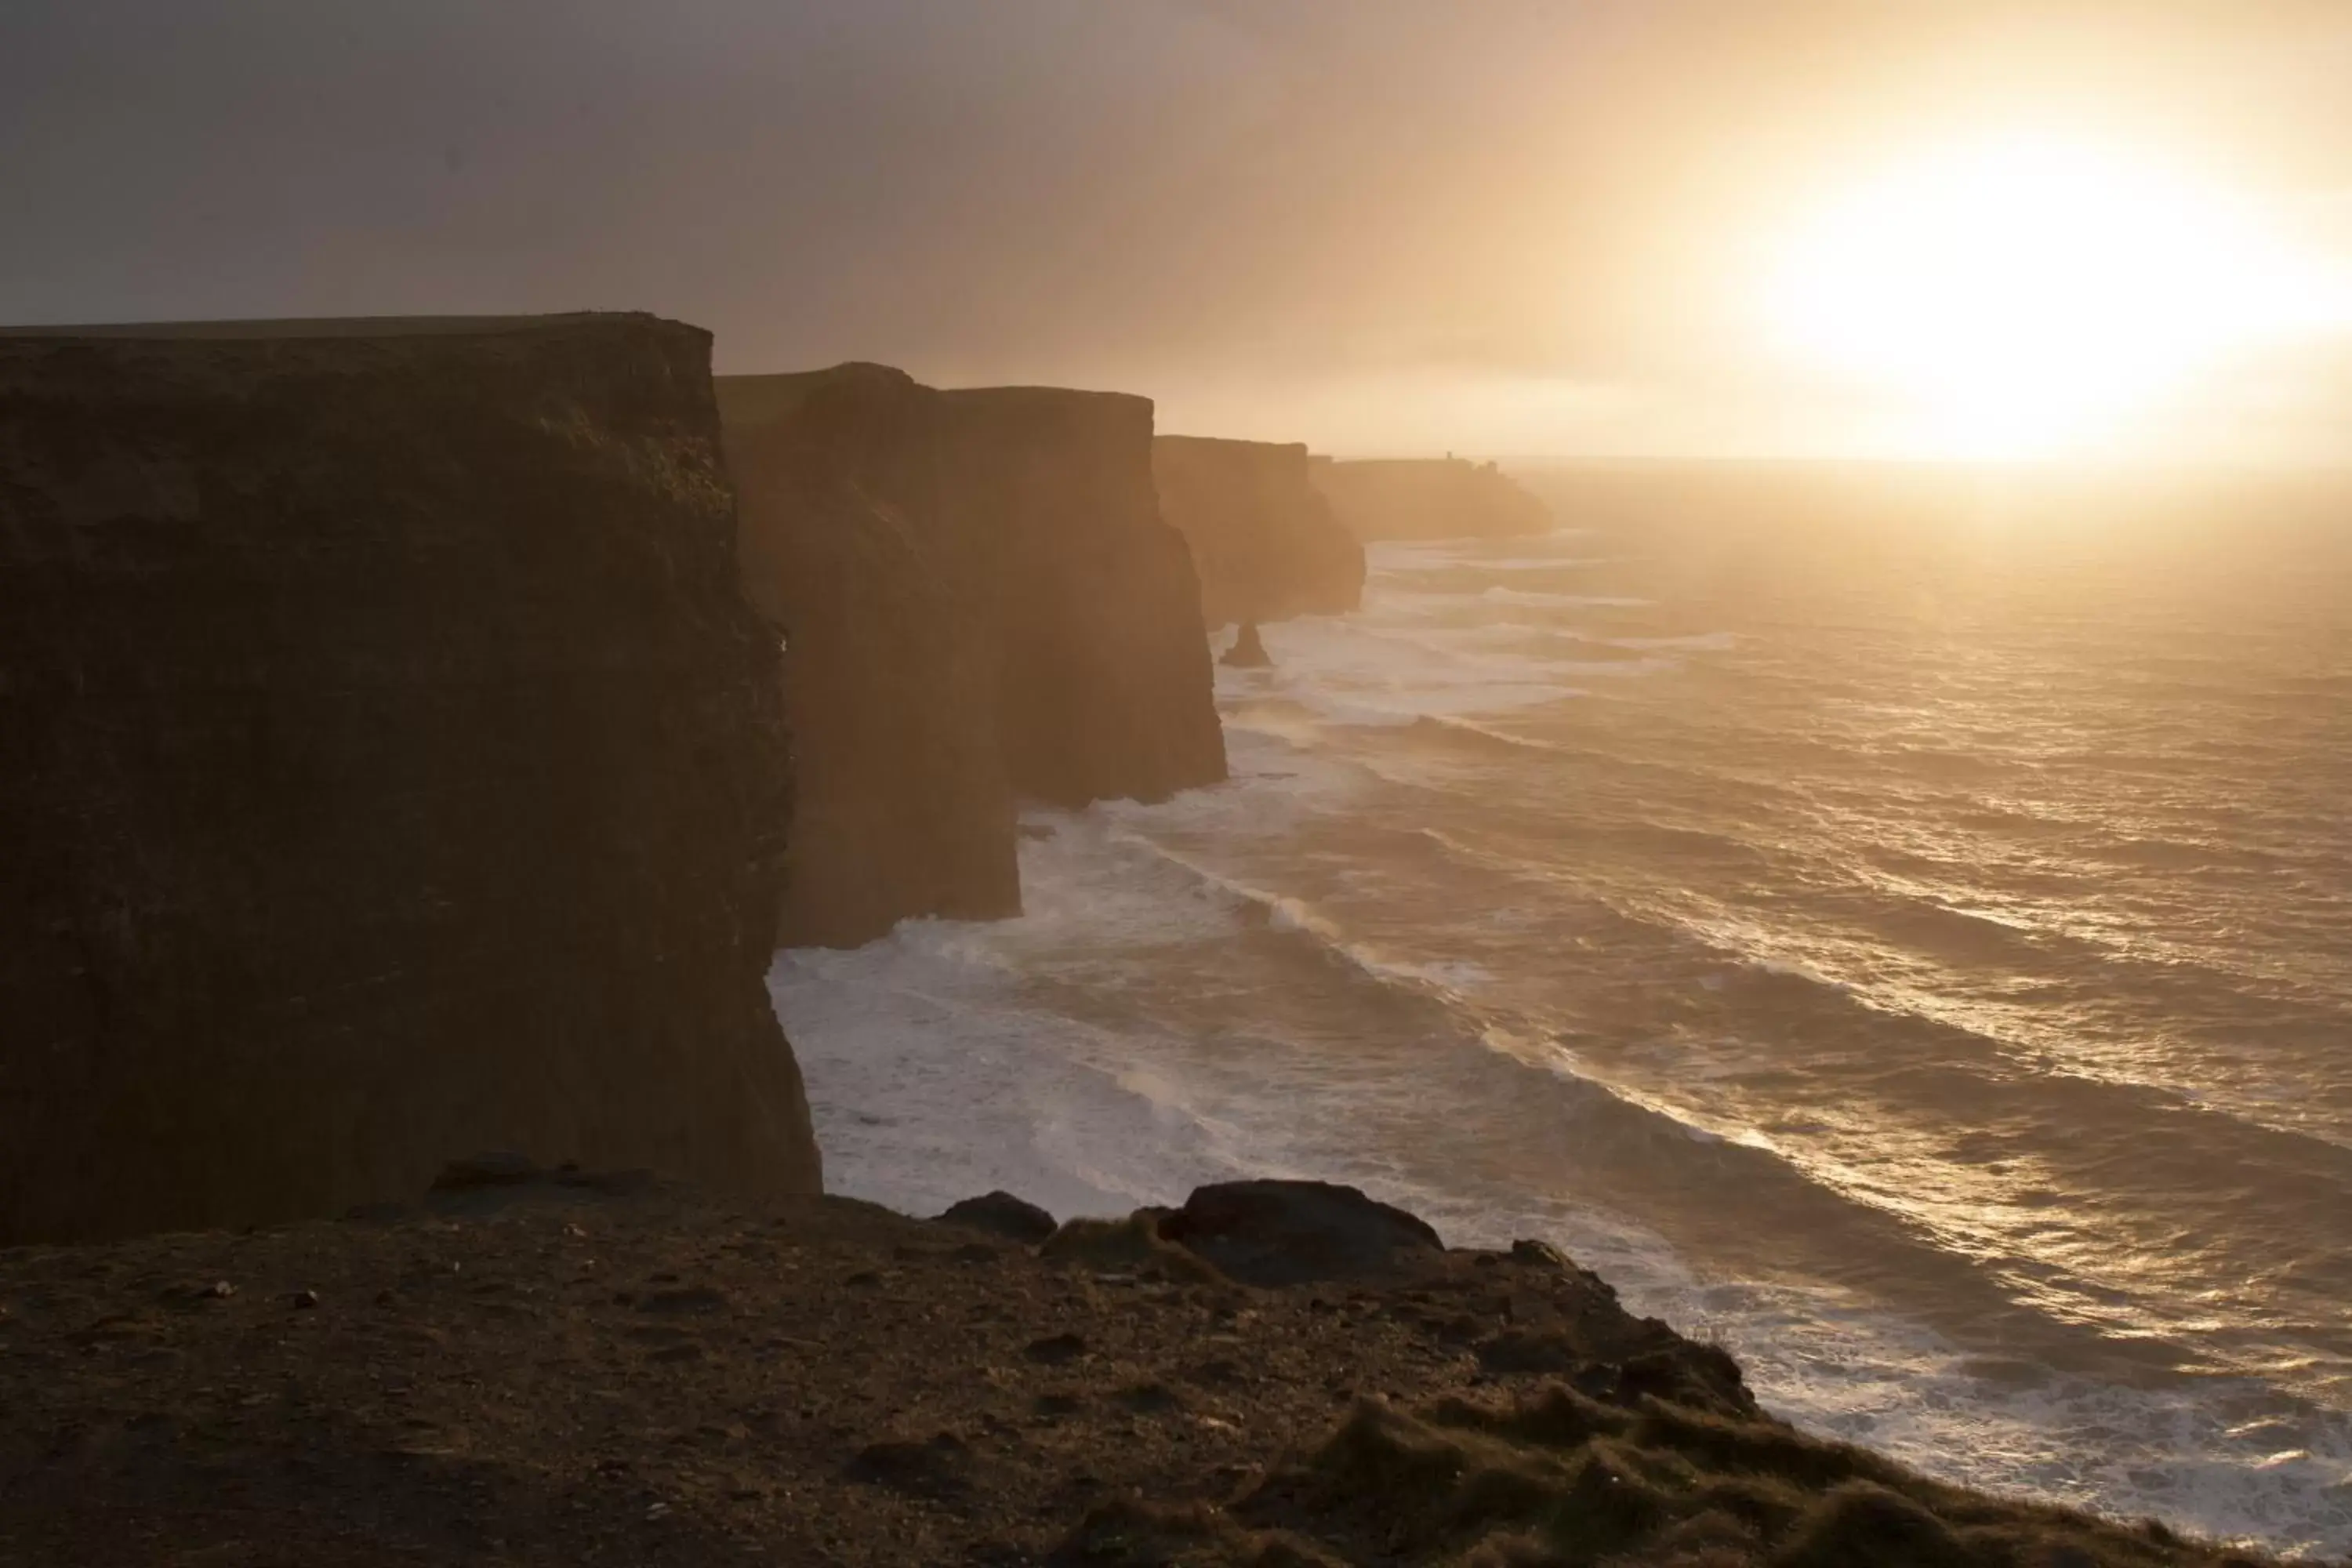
[941,386,1227,809]
[0,1172,2289,1567]
[0,313,822,1245]
[720,368,1225,947]
[1152,434,1366,627]
[718,365,1021,949]
[1312,455,1553,541]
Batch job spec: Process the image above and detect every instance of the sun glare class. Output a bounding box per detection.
[1762,136,2341,459]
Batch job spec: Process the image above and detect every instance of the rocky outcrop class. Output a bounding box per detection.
[719,365,1021,948]
[720,367,1225,946]
[1311,454,1553,540]
[940,387,1226,809]
[0,312,821,1245]
[1152,435,1364,626]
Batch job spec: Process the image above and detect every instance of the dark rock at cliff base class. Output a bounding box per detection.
[719,365,1225,944]
[942,385,1227,810]
[0,312,820,1245]
[719,364,1021,948]
[1159,1180,1445,1287]
[1154,435,1365,627]
[936,1190,1058,1245]
[1221,622,1274,668]
[1311,454,1552,541]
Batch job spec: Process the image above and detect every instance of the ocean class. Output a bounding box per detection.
[769,462,2352,1558]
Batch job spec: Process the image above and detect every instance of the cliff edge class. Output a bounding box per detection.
[1312,455,1552,541]
[0,313,822,1243]
[1153,435,1366,627]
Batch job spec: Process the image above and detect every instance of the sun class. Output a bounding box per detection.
[1761,134,2337,459]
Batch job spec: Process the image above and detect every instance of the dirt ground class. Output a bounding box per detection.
[0,1175,2308,1567]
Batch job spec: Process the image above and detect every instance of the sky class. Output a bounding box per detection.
[5,2,2350,460]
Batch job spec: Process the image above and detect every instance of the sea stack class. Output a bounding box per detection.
[1222,622,1274,668]
[1311,454,1552,540]
[0,314,822,1243]
[1152,435,1366,626]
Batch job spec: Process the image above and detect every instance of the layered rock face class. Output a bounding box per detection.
[1152,435,1365,627]
[1311,454,1553,540]
[941,387,1226,809]
[0,313,821,1244]
[718,365,1021,948]
[721,370,1225,946]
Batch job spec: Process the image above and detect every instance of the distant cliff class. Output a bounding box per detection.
[721,368,1225,946]
[942,387,1226,809]
[719,365,1021,949]
[1153,435,1365,627]
[1311,455,1552,541]
[0,313,822,1244]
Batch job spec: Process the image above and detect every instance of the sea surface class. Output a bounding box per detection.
[770,463,2352,1557]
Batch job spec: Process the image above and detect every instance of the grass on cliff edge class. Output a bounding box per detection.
[1062,1379,2291,1568]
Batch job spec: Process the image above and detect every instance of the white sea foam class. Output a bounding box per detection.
[1218,617,1595,728]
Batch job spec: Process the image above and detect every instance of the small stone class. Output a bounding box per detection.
[291,1290,321,1310]
[199,1280,236,1301]
[644,1501,671,1521]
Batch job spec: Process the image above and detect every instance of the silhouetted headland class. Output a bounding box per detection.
[1312,453,1554,540]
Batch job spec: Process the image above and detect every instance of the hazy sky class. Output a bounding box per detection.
[5,2,2350,458]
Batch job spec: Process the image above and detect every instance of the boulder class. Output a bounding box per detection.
[935,1190,1058,1245]
[0,312,821,1244]
[1152,435,1364,627]
[1157,1180,1445,1287]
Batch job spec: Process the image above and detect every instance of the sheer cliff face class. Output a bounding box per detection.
[718,365,1021,949]
[1310,456,1553,541]
[0,314,821,1244]
[1152,436,1366,628]
[942,387,1227,810]
[720,371,1225,948]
